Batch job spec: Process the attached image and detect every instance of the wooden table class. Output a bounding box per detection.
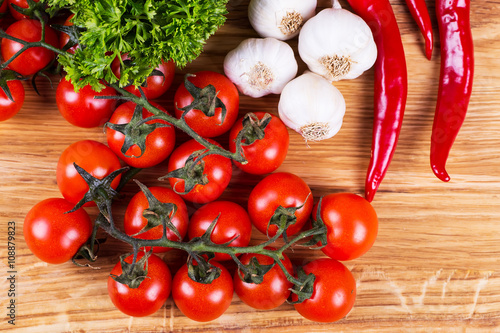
[1,0,499,331]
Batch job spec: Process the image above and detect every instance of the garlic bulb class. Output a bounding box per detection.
[248,0,317,40]
[278,72,346,142]
[298,6,377,82]
[223,38,298,98]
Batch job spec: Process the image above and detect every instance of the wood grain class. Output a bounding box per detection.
[1,0,500,331]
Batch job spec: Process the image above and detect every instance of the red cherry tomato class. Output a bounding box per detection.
[174,71,239,138]
[188,201,252,261]
[8,0,39,20]
[124,186,189,253]
[107,252,172,317]
[229,112,289,175]
[1,19,58,76]
[111,55,176,100]
[293,258,356,323]
[56,140,122,206]
[314,193,378,261]
[234,249,293,310]
[23,198,93,264]
[167,139,232,204]
[247,172,313,238]
[0,0,8,19]
[172,261,233,322]
[58,14,78,54]
[106,101,176,168]
[56,77,118,128]
[0,80,24,121]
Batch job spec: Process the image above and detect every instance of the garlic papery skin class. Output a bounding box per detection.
[278,72,346,142]
[298,7,377,82]
[248,0,317,41]
[223,38,298,98]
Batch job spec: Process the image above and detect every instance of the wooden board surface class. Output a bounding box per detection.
[1,0,500,331]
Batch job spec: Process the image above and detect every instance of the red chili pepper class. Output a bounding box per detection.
[405,0,434,59]
[430,0,474,182]
[346,0,408,202]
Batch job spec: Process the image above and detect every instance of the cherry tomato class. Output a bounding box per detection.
[124,186,189,253]
[314,193,378,261]
[56,140,122,206]
[23,198,92,264]
[172,261,233,322]
[8,0,39,20]
[229,112,289,175]
[1,19,58,76]
[234,249,293,310]
[111,55,175,100]
[167,139,232,204]
[107,252,172,317]
[56,77,118,128]
[293,258,356,323]
[106,101,176,168]
[58,14,78,54]
[174,71,239,138]
[0,80,24,121]
[188,201,252,261]
[247,172,313,238]
[0,0,8,19]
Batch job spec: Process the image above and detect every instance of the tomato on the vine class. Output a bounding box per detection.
[292,258,356,323]
[56,140,122,206]
[106,101,176,168]
[23,198,93,264]
[0,80,24,121]
[0,0,8,18]
[124,186,189,253]
[172,261,233,322]
[174,71,239,138]
[188,200,252,261]
[314,193,378,261]
[8,0,40,20]
[58,14,79,54]
[107,252,172,317]
[111,55,175,100]
[1,19,58,76]
[167,139,232,204]
[56,77,118,128]
[234,249,293,310]
[247,172,313,238]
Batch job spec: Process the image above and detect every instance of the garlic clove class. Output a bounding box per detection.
[248,0,317,41]
[223,37,298,98]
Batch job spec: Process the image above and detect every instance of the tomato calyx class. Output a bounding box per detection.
[105,104,172,159]
[236,256,275,284]
[110,250,152,289]
[237,112,273,146]
[72,221,107,267]
[176,74,227,122]
[9,0,47,21]
[267,197,309,242]
[187,254,221,284]
[289,267,316,305]
[0,70,25,102]
[52,22,85,53]
[160,150,209,194]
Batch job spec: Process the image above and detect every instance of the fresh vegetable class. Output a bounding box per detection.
[56,140,122,206]
[56,77,118,128]
[174,71,239,138]
[229,112,289,175]
[313,193,378,261]
[405,0,434,60]
[346,0,408,202]
[166,139,232,204]
[43,0,229,91]
[108,252,172,317]
[431,0,474,182]
[124,185,189,253]
[292,258,356,323]
[106,101,176,168]
[1,18,59,76]
[223,38,298,98]
[23,198,93,264]
[188,201,252,261]
[247,172,313,238]
[0,0,8,19]
[0,78,24,121]
[298,3,377,82]
[58,14,79,54]
[234,249,293,310]
[278,71,346,142]
[172,261,233,322]
[8,0,40,20]
[248,0,316,41]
